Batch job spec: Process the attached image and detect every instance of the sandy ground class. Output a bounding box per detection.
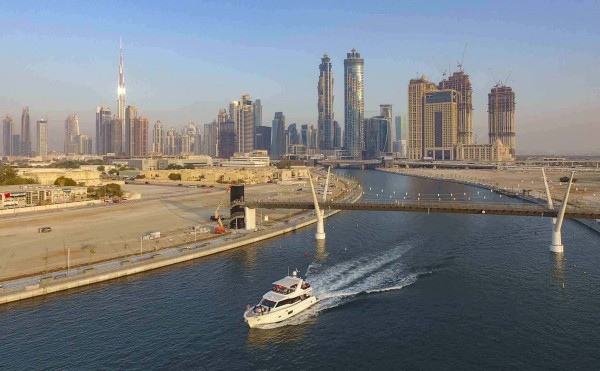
[0,173,346,280]
[384,167,600,207]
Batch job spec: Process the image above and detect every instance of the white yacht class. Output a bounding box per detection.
[243,270,317,328]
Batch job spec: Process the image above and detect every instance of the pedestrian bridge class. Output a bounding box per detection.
[317,159,381,169]
[244,200,600,220]
[242,168,590,253]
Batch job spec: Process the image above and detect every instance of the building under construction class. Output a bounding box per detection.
[488,84,516,156]
[439,71,473,145]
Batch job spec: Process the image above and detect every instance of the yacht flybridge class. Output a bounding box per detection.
[243,269,317,328]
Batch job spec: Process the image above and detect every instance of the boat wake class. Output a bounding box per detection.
[255,245,433,329]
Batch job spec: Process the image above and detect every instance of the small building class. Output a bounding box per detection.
[1,185,88,209]
[221,151,270,168]
[454,139,513,162]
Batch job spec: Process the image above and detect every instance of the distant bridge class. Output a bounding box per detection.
[318,159,382,169]
[244,200,600,220]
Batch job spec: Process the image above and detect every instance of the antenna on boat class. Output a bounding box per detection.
[288,266,290,277]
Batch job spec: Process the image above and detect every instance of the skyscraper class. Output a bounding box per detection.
[253,99,262,128]
[12,135,20,156]
[117,40,126,124]
[132,117,148,157]
[203,121,219,157]
[20,107,31,156]
[318,53,334,150]
[439,71,473,144]
[95,106,112,155]
[364,116,389,160]
[394,116,406,142]
[271,112,286,159]
[255,126,271,153]
[78,135,93,154]
[488,84,516,156]
[108,119,123,155]
[333,120,342,148]
[166,127,176,155]
[234,94,254,153]
[379,104,393,153]
[344,49,364,159]
[181,133,191,155]
[217,108,228,125]
[218,120,236,159]
[64,114,80,154]
[185,122,198,154]
[408,76,438,159]
[125,105,138,156]
[36,119,48,160]
[3,115,14,156]
[288,123,299,146]
[152,121,164,154]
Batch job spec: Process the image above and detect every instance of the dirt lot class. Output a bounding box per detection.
[0,175,345,280]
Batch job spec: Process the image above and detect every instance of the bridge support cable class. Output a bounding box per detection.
[308,169,326,240]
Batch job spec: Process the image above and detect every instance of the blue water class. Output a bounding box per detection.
[1,170,599,370]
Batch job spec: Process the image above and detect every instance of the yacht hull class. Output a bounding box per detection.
[244,297,317,328]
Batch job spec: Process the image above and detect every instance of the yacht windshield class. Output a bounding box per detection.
[260,299,277,308]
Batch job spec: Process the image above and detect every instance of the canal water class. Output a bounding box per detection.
[1,170,599,370]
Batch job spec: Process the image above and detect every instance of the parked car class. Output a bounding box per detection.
[38,226,52,233]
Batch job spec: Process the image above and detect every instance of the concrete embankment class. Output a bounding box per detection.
[0,178,363,305]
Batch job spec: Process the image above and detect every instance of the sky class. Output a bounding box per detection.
[0,0,599,155]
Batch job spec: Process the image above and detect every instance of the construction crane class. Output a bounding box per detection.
[212,186,230,234]
[457,43,467,72]
[504,69,513,86]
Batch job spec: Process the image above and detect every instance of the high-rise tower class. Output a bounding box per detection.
[379,104,393,153]
[271,112,286,159]
[318,53,334,150]
[64,114,80,154]
[253,99,262,128]
[125,105,137,156]
[95,106,112,155]
[165,127,176,155]
[344,49,364,159]
[488,84,516,156]
[3,115,14,156]
[232,94,254,153]
[152,121,164,154]
[439,71,473,144]
[132,117,148,157]
[20,106,31,156]
[117,40,126,124]
[36,119,48,160]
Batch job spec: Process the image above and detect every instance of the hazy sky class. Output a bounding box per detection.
[1,0,599,155]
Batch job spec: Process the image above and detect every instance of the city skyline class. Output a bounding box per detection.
[0,1,599,155]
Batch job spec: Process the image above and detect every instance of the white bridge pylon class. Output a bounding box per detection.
[308,169,326,240]
[542,168,575,253]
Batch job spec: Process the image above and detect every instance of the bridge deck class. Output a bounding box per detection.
[245,200,600,220]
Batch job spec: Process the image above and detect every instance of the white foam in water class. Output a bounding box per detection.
[257,245,426,329]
